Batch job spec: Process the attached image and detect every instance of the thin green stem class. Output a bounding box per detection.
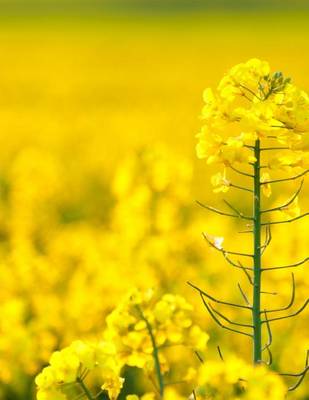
[136,306,164,397]
[252,139,262,363]
[77,377,94,400]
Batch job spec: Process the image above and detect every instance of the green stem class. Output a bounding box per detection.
[136,306,164,397]
[252,139,262,363]
[77,377,94,400]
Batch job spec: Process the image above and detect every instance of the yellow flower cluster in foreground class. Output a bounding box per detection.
[35,340,122,400]
[105,289,208,371]
[35,290,289,400]
[197,357,287,399]
[35,290,209,400]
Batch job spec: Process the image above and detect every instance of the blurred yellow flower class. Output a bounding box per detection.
[260,172,272,197]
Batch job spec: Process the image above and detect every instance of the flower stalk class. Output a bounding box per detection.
[135,305,165,398]
[77,377,95,400]
[252,139,262,363]
[191,57,309,391]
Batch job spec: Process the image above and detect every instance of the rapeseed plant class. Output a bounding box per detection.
[191,58,308,393]
[34,59,308,399]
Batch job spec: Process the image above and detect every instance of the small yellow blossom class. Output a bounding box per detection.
[101,375,125,400]
[196,129,223,164]
[279,196,300,219]
[260,172,272,197]
[211,170,230,193]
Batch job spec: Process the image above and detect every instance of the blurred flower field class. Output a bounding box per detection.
[0,9,308,400]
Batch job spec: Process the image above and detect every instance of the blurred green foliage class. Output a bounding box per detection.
[0,0,309,13]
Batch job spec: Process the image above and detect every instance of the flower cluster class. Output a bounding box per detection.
[105,289,209,373]
[35,340,123,400]
[35,290,286,400]
[35,289,209,400]
[196,58,309,195]
[196,356,287,400]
